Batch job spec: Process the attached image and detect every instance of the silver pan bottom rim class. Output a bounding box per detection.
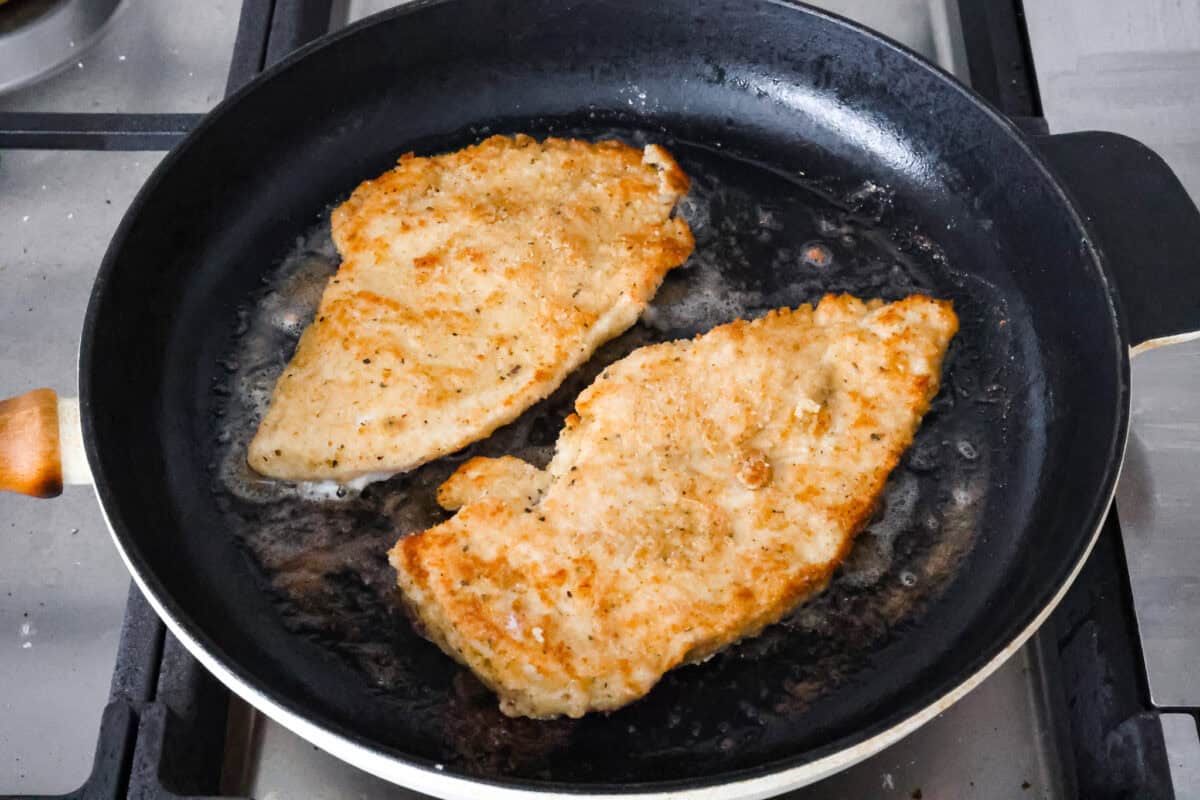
[0,0,124,95]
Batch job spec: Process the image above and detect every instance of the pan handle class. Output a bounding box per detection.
[1034,131,1200,355]
[0,389,91,498]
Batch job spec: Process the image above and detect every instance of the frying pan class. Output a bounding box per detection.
[3,1,1200,797]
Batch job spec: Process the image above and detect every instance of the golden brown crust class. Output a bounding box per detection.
[390,294,959,718]
[248,135,694,481]
[436,455,550,511]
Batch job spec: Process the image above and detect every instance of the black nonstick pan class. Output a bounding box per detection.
[4,1,1200,797]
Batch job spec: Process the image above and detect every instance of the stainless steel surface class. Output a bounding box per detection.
[1024,0,1200,714]
[1024,0,1200,203]
[1116,340,1200,708]
[1161,714,1200,799]
[0,149,161,793]
[0,0,241,113]
[341,0,971,83]
[0,0,123,94]
[233,631,1071,799]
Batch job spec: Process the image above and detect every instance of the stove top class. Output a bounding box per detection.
[1,2,1196,798]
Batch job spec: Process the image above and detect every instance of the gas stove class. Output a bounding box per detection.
[1,2,1197,798]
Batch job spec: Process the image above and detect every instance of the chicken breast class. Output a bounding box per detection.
[248,135,693,482]
[390,294,959,718]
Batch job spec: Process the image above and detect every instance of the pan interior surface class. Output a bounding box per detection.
[208,122,1011,782]
[83,0,1125,792]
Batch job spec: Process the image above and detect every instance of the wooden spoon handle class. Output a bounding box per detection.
[0,388,64,498]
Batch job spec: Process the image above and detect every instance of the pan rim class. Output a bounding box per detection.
[80,0,1132,795]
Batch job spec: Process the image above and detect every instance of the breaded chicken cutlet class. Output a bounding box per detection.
[249,134,693,482]
[390,294,959,718]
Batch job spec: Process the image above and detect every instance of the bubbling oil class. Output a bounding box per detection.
[208,129,1008,777]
